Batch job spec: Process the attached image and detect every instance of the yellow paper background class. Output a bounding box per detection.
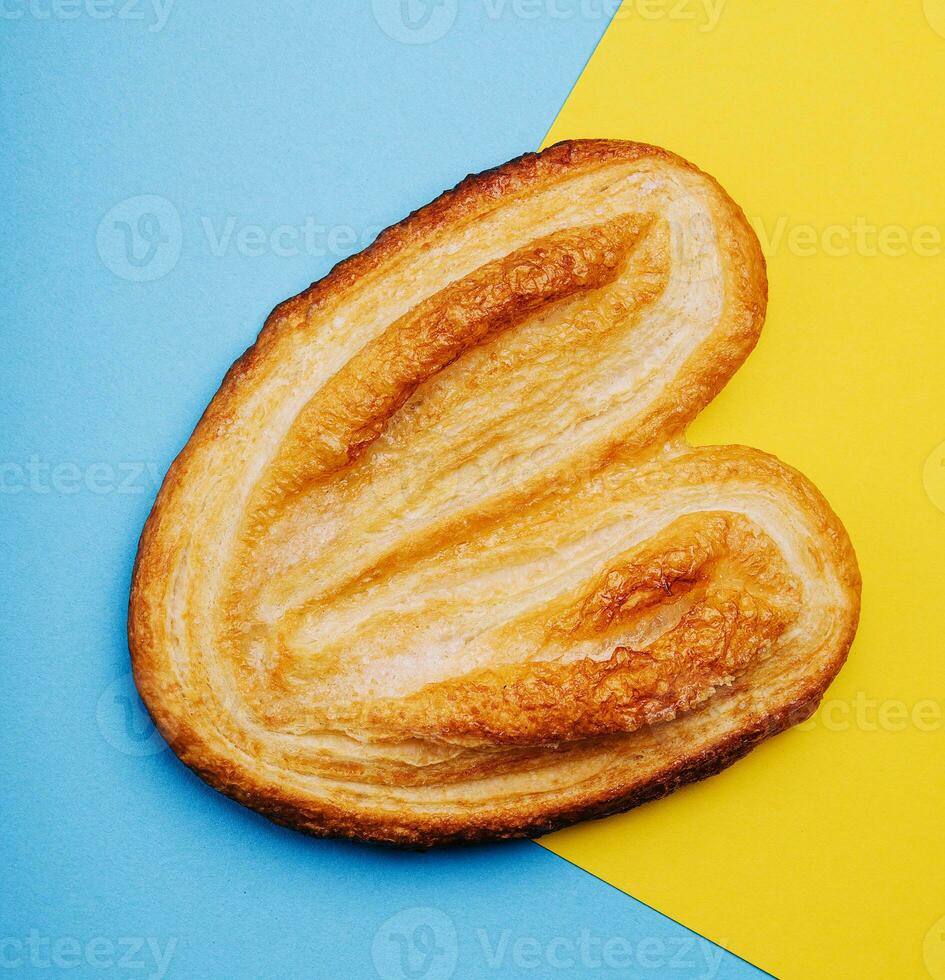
[540,3,945,977]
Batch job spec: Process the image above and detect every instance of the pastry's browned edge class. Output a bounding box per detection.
[128,138,861,847]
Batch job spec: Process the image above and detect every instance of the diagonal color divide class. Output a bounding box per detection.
[2,4,942,979]
[537,2,945,978]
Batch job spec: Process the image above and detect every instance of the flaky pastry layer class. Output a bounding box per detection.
[129,140,861,846]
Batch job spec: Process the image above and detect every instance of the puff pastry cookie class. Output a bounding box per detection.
[130,140,860,846]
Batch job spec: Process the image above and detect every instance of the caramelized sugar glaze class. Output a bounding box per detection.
[130,141,860,845]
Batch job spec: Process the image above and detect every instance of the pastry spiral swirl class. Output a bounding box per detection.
[129,140,860,845]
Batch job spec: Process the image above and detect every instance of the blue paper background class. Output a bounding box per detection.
[1,3,766,977]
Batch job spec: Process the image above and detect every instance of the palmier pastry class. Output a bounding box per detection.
[129,140,861,846]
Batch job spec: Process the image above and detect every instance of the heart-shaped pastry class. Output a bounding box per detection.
[130,140,860,846]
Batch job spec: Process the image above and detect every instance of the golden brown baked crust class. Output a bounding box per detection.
[129,139,861,846]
